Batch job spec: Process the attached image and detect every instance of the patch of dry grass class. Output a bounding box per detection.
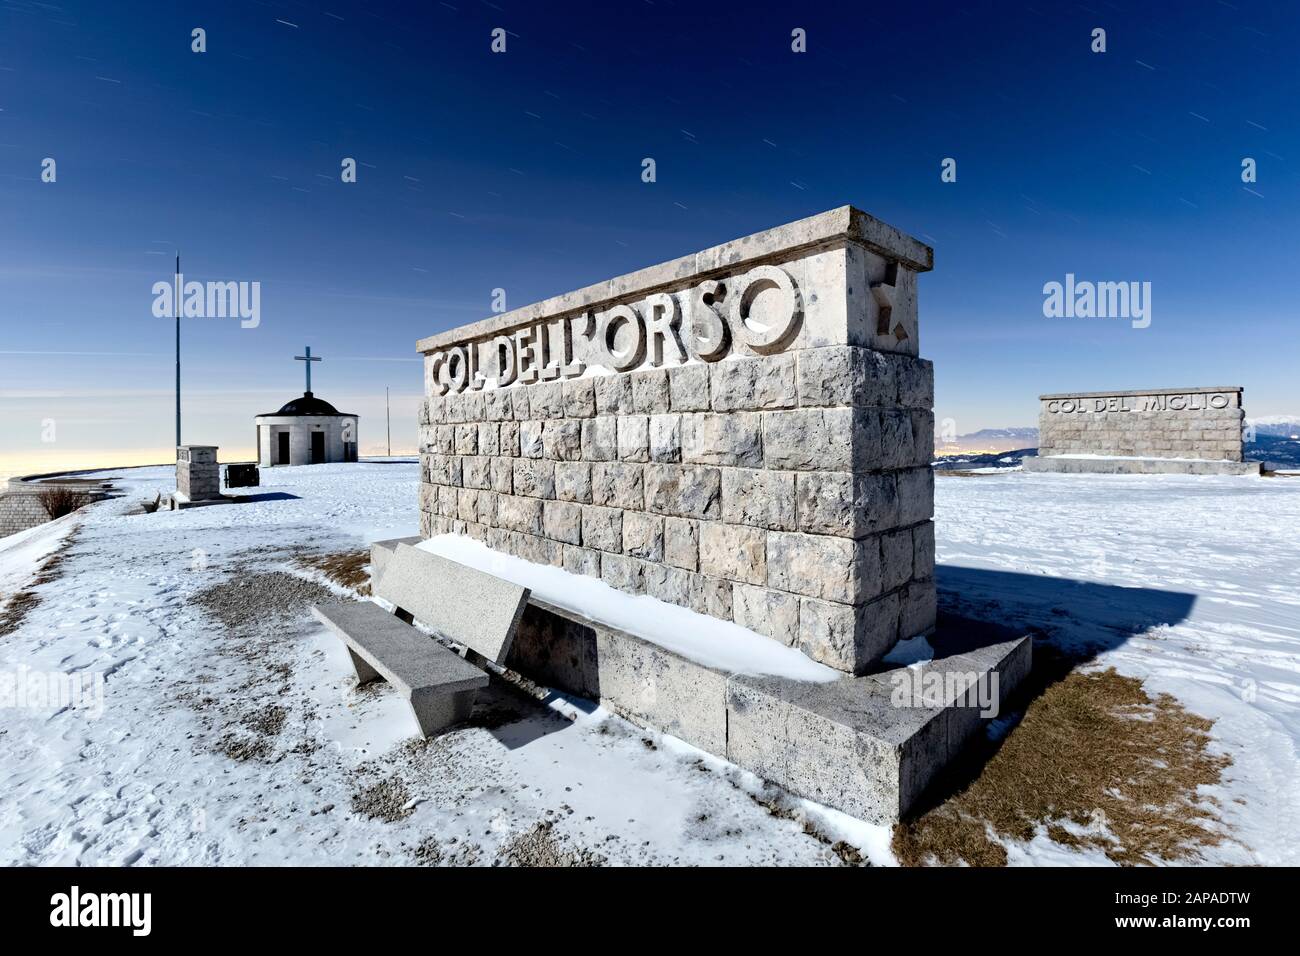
[298,549,372,596]
[893,658,1232,867]
[36,487,91,519]
[0,526,80,637]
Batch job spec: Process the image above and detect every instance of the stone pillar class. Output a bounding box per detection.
[416,206,935,674]
[176,445,221,501]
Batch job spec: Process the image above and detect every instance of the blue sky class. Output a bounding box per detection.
[1,0,1296,472]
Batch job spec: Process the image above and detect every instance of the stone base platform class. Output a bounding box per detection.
[160,491,236,511]
[371,537,1031,825]
[1023,454,1262,476]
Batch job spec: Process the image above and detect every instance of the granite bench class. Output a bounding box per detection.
[311,601,489,737]
[310,542,531,737]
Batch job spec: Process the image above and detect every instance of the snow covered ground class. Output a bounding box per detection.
[0,461,1297,866]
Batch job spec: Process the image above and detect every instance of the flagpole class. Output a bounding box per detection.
[386,386,391,456]
[175,251,181,449]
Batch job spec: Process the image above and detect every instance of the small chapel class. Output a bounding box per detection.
[255,347,360,466]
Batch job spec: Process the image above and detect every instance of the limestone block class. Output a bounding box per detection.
[699,523,767,585]
[895,468,934,524]
[732,583,800,646]
[617,415,650,462]
[767,530,881,604]
[643,464,722,520]
[511,388,531,420]
[500,421,521,457]
[477,422,500,457]
[530,381,566,419]
[710,353,796,412]
[888,356,934,408]
[899,578,937,638]
[454,424,478,455]
[542,419,583,461]
[631,368,671,414]
[519,420,544,458]
[622,511,664,561]
[555,461,592,503]
[462,456,491,491]
[562,378,597,418]
[668,363,711,412]
[912,522,935,579]
[562,544,602,578]
[496,494,543,535]
[601,552,645,594]
[581,504,623,552]
[543,499,583,544]
[643,563,690,606]
[688,573,733,619]
[591,462,644,510]
[489,457,513,494]
[795,471,898,539]
[512,459,556,499]
[880,530,913,591]
[681,412,763,468]
[648,414,681,463]
[762,408,880,471]
[720,468,796,531]
[664,517,699,571]
[485,388,513,421]
[596,375,635,415]
[581,417,617,461]
[879,410,915,469]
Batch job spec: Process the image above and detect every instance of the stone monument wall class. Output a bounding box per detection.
[416,206,935,674]
[1037,387,1246,461]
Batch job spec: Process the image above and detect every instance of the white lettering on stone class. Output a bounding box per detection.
[428,265,804,393]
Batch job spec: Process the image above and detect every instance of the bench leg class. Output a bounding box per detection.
[407,687,479,738]
[347,648,382,685]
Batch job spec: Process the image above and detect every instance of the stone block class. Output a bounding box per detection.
[580,504,623,552]
[496,494,543,535]
[721,468,796,531]
[562,378,597,418]
[512,459,555,499]
[668,363,711,412]
[555,461,592,503]
[710,353,796,412]
[663,517,699,571]
[732,583,800,646]
[681,412,763,467]
[581,416,617,461]
[622,511,664,561]
[519,420,544,458]
[601,552,645,594]
[767,530,880,604]
[699,522,766,585]
[595,374,634,415]
[643,464,722,519]
[648,414,681,463]
[617,415,650,462]
[795,471,898,538]
[543,499,583,545]
[542,419,583,461]
[762,407,879,471]
[591,461,644,510]
[631,368,670,413]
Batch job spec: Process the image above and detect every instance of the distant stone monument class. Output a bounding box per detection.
[416,205,936,674]
[1023,386,1262,475]
[169,444,225,509]
[255,347,360,466]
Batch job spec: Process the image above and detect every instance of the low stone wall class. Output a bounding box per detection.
[0,476,113,537]
[417,206,936,675]
[1037,387,1247,461]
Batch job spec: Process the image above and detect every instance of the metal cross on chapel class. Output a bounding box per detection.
[295,346,322,393]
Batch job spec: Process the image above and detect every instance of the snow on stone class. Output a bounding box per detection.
[417,534,839,683]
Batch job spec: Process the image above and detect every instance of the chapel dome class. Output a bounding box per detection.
[261,391,353,417]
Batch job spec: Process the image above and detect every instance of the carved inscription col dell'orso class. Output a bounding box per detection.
[428,265,802,395]
[1045,392,1233,414]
